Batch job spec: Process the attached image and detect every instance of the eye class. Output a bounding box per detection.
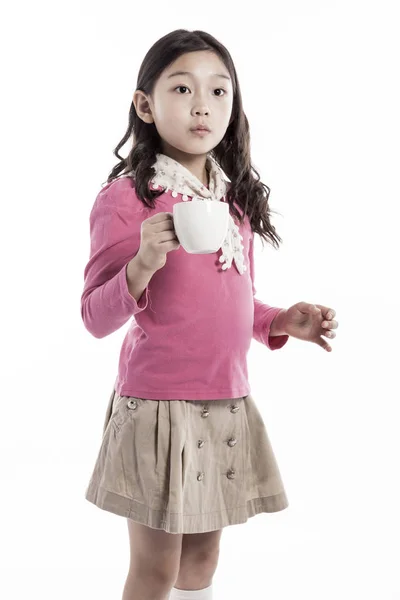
[174,86,227,96]
[175,85,190,94]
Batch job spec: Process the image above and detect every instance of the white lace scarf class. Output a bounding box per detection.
[145,153,247,275]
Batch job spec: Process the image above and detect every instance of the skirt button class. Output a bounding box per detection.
[197,471,205,481]
[127,399,137,410]
[227,469,236,479]
[230,405,240,413]
[198,440,205,448]
[201,410,210,418]
[227,438,237,447]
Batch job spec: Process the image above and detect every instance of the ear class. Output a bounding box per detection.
[132,90,154,124]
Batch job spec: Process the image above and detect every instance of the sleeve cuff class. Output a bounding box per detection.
[267,332,290,350]
[119,262,150,313]
[264,307,290,350]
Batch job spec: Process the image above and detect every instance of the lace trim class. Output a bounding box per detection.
[149,177,247,274]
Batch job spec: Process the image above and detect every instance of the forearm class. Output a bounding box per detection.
[81,258,151,339]
[270,308,288,336]
[126,254,156,303]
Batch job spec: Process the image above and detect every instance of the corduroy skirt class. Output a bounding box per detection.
[84,388,289,534]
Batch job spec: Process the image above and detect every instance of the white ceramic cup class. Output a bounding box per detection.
[172,200,229,254]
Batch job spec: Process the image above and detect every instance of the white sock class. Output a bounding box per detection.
[169,583,213,599]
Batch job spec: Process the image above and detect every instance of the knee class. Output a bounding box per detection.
[153,564,181,589]
[174,549,219,591]
[180,546,220,575]
[129,557,181,590]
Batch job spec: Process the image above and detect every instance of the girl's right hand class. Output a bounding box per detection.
[136,212,180,272]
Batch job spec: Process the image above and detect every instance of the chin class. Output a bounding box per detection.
[170,143,214,155]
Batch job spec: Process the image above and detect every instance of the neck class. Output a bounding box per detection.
[159,146,210,186]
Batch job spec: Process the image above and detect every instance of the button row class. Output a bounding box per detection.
[124,400,240,482]
[197,403,240,481]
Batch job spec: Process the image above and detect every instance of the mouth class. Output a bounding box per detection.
[190,127,211,136]
[190,125,211,132]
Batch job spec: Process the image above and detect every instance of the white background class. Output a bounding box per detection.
[1,0,399,598]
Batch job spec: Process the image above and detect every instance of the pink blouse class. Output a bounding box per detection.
[81,177,289,400]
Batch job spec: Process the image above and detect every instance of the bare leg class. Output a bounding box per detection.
[122,519,183,600]
[172,529,223,592]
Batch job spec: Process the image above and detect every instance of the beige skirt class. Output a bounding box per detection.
[84,388,289,534]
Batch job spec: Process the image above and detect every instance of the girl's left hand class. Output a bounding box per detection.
[282,301,338,352]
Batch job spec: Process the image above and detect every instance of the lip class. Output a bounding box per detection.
[190,129,211,136]
[190,125,211,132]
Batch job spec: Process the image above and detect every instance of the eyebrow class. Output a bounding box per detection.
[167,70,231,81]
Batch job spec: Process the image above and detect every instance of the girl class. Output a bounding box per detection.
[81,29,338,600]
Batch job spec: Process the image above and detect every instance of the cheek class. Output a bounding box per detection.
[156,98,181,122]
[153,110,181,140]
[216,102,233,128]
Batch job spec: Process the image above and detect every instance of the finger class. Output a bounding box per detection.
[321,319,338,329]
[316,336,332,352]
[322,329,336,338]
[315,305,336,319]
[148,212,174,224]
[297,302,320,315]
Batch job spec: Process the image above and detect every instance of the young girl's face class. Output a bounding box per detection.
[138,50,233,157]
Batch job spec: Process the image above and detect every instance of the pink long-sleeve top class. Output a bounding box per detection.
[81,176,289,400]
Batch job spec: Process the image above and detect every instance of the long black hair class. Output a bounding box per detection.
[103,29,283,249]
